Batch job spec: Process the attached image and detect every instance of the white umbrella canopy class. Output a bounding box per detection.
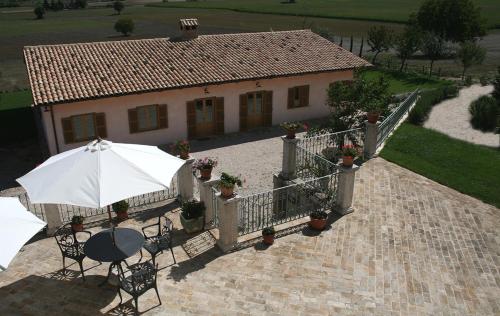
[0,197,47,271]
[17,139,185,209]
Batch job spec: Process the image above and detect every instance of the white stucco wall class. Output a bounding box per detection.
[42,70,353,155]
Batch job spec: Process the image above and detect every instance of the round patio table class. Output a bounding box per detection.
[84,227,144,286]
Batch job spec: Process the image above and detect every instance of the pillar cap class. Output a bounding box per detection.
[196,176,220,186]
[281,136,299,143]
[216,192,240,204]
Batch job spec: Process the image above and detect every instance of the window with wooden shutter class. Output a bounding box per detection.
[263,91,273,126]
[287,85,310,108]
[239,94,248,132]
[128,104,168,133]
[186,100,196,139]
[214,97,224,135]
[61,112,104,144]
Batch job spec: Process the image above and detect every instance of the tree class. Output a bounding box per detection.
[34,5,45,19]
[492,67,500,102]
[421,32,446,76]
[367,25,393,65]
[43,0,50,9]
[395,22,422,71]
[113,0,124,15]
[74,0,87,9]
[456,41,486,80]
[114,18,134,36]
[416,0,486,43]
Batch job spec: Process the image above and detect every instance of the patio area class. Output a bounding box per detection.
[0,157,499,315]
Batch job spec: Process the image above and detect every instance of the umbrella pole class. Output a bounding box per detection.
[107,205,113,227]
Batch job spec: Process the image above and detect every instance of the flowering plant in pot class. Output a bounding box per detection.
[175,140,190,160]
[193,157,218,180]
[309,210,328,230]
[341,145,358,167]
[112,200,129,221]
[71,215,84,232]
[262,226,276,245]
[180,200,205,234]
[219,172,242,198]
[280,121,303,139]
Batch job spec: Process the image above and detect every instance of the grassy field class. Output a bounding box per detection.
[360,69,452,94]
[149,0,500,28]
[380,123,500,208]
[0,90,32,110]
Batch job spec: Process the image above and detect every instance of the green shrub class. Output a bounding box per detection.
[464,75,473,86]
[469,96,499,132]
[112,200,129,212]
[443,85,459,98]
[479,75,490,86]
[181,200,205,220]
[34,5,45,19]
[114,18,134,36]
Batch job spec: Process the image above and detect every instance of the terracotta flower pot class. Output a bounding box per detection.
[342,156,354,167]
[180,151,189,160]
[71,223,83,232]
[263,234,275,245]
[286,130,296,139]
[116,210,128,221]
[200,167,213,180]
[309,218,327,230]
[221,185,234,198]
[367,112,380,124]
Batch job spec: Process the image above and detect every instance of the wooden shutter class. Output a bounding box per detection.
[287,88,294,109]
[214,97,224,135]
[94,113,107,138]
[158,104,168,129]
[300,85,310,107]
[186,100,196,139]
[128,108,138,134]
[263,91,273,126]
[61,117,74,144]
[239,94,248,132]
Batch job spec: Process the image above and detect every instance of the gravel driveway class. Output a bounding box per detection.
[424,84,499,147]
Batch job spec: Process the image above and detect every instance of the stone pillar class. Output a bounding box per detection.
[281,136,298,180]
[196,176,220,227]
[364,121,379,159]
[216,194,240,252]
[177,158,195,202]
[44,204,62,236]
[335,164,360,215]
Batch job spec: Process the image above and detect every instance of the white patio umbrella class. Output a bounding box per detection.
[17,139,185,220]
[0,197,47,271]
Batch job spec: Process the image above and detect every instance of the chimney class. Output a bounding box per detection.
[179,18,199,40]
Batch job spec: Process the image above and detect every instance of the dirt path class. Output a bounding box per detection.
[424,84,499,147]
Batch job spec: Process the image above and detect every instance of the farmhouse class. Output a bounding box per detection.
[24,19,370,155]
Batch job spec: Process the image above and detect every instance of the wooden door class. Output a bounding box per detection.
[195,98,215,136]
[246,92,265,129]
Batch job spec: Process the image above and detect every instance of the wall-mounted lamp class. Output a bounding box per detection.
[43,106,50,112]
[204,86,209,94]
[255,81,262,88]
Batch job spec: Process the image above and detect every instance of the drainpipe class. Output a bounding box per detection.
[48,104,60,154]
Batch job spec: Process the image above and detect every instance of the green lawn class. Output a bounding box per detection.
[360,69,452,94]
[149,0,500,28]
[0,90,32,110]
[380,123,500,208]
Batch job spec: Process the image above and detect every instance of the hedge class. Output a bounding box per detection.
[408,84,458,125]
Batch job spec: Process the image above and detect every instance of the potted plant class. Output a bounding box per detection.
[71,215,84,232]
[175,140,190,160]
[193,157,218,180]
[112,200,129,221]
[309,210,328,230]
[219,172,242,198]
[179,200,205,234]
[280,122,302,139]
[341,145,358,167]
[262,226,276,245]
[362,77,391,123]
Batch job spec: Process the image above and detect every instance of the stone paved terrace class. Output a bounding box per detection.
[0,158,499,315]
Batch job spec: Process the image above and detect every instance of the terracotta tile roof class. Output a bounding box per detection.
[179,18,199,28]
[24,29,370,106]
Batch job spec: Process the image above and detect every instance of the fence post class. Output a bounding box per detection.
[177,158,195,202]
[216,194,240,252]
[44,204,62,235]
[281,136,298,180]
[364,121,378,158]
[335,164,360,215]
[196,176,220,227]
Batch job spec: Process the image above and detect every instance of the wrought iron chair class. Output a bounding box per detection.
[54,224,92,281]
[117,261,161,314]
[141,215,176,266]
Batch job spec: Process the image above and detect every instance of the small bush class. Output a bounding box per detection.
[34,5,45,19]
[464,75,473,86]
[469,96,499,132]
[479,75,490,86]
[114,18,134,36]
[112,200,129,212]
[181,200,205,220]
[443,85,459,98]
